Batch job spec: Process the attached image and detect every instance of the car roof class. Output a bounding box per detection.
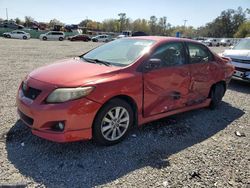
[128,36,201,44]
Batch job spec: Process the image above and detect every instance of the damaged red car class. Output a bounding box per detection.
[16,36,234,145]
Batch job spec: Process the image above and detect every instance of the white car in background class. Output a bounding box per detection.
[39,31,65,41]
[221,38,250,82]
[220,38,232,47]
[3,30,30,40]
[203,38,220,46]
[92,35,111,42]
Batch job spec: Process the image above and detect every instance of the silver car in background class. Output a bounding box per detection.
[221,38,250,82]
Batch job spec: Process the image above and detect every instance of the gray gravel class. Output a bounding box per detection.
[0,38,249,188]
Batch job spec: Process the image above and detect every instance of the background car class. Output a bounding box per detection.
[221,37,250,82]
[0,20,24,29]
[68,34,91,42]
[92,35,112,42]
[39,31,65,41]
[220,38,232,46]
[203,38,220,46]
[3,30,30,40]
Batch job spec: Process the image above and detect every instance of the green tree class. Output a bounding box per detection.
[48,19,64,28]
[118,13,126,32]
[15,17,22,24]
[197,7,247,37]
[158,16,167,35]
[234,21,250,38]
[132,19,150,33]
[79,19,91,27]
[24,16,34,27]
[102,19,120,32]
[149,16,157,34]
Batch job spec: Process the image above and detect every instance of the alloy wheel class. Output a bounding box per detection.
[101,107,130,141]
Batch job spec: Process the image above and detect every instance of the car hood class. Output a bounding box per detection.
[29,58,121,86]
[222,49,250,60]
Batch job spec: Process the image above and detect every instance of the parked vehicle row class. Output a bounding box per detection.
[2,30,113,42]
[198,38,241,47]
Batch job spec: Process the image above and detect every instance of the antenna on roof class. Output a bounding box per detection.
[183,19,188,27]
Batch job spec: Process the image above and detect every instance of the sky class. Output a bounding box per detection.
[0,0,249,28]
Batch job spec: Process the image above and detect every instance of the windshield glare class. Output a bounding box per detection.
[233,39,250,50]
[83,39,155,66]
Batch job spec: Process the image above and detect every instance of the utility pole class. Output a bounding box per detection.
[6,8,8,20]
[183,19,187,27]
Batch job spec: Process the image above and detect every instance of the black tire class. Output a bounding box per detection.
[23,36,27,40]
[6,35,11,38]
[59,37,64,41]
[93,98,134,146]
[42,36,47,41]
[209,83,225,109]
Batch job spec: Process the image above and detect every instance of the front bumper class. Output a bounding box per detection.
[16,78,101,143]
[232,64,250,82]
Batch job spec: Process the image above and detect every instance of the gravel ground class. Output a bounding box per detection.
[0,38,249,188]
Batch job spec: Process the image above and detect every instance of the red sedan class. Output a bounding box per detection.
[68,34,91,42]
[16,37,234,145]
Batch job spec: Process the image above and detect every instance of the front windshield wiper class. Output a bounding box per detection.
[82,57,111,66]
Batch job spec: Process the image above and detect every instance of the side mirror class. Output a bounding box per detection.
[144,58,162,71]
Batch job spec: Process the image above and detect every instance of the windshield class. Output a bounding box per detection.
[82,38,155,66]
[233,39,250,50]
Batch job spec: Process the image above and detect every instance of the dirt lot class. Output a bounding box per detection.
[0,38,249,188]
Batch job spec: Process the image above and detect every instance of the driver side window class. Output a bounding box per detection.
[151,42,186,67]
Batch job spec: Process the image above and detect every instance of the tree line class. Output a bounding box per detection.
[1,7,249,38]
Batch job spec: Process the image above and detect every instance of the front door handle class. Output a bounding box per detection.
[170,91,181,100]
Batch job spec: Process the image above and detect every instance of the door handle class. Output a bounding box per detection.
[170,91,181,100]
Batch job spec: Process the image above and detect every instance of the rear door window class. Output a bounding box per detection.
[187,43,213,64]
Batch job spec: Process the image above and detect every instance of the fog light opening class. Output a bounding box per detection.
[52,121,65,132]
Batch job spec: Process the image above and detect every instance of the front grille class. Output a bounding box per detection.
[22,83,41,100]
[231,58,250,64]
[18,110,34,126]
[235,67,250,72]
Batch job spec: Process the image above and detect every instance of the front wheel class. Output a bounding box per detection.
[42,36,47,41]
[23,36,27,40]
[59,37,64,41]
[93,99,134,146]
[209,83,225,109]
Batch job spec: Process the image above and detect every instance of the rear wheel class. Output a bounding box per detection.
[93,99,134,146]
[209,83,225,109]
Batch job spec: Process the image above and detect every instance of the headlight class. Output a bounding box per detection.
[46,86,94,103]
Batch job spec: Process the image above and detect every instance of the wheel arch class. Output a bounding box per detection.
[208,80,226,98]
[93,94,139,130]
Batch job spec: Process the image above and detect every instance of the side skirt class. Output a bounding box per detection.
[138,99,211,126]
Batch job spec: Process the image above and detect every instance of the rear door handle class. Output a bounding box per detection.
[170,91,181,100]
